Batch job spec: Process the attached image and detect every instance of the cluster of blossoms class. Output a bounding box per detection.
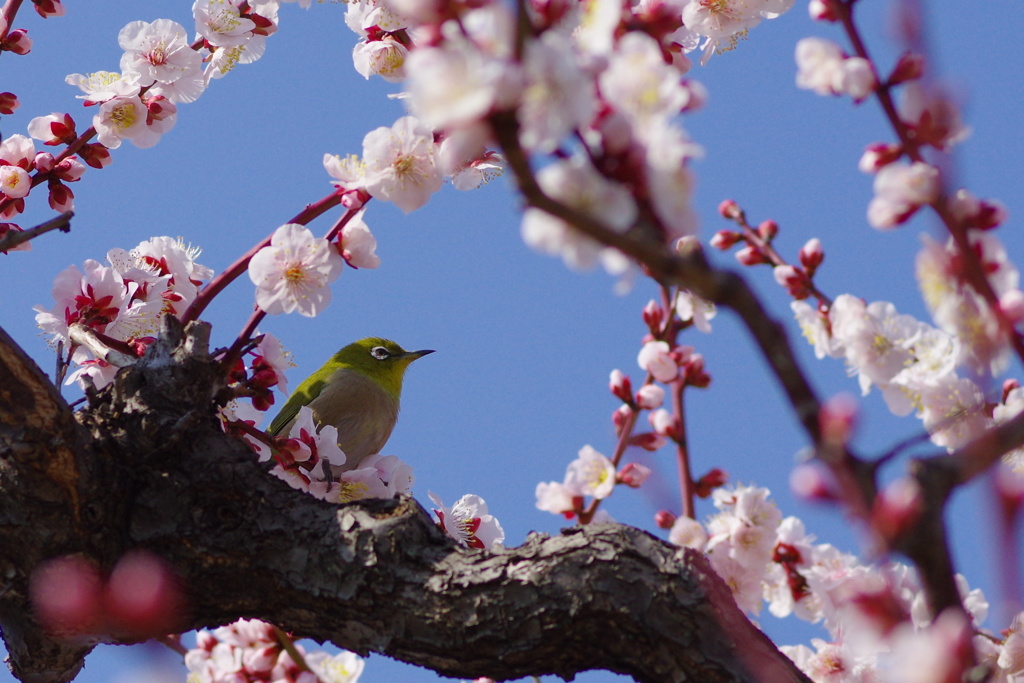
[333,0,795,272]
[1,0,308,244]
[536,290,717,520]
[666,485,1019,683]
[186,619,364,683]
[34,236,213,388]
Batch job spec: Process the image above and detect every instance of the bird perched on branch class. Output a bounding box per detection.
[268,337,433,471]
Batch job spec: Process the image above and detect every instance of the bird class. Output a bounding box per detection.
[267,337,434,472]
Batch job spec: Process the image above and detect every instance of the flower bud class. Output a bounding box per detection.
[808,0,841,21]
[1000,289,1024,325]
[0,91,19,115]
[858,142,902,173]
[798,237,824,273]
[870,477,923,544]
[654,509,676,529]
[629,431,667,452]
[773,265,812,300]
[1004,379,1021,404]
[30,555,104,637]
[79,143,112,169]
[32,0,66,18]
[710,229,741,250]
[820,394,858,447]
[668,516,708,549]
[642,299,664,333]
[33,152,55,173]
[635,383,665,409]
[789,461,837,501]
[649,408,679,440]
[889,52,924,85]
[735,245,767,266]
[47,180,74,212]
[718,199,741,220]
[694,467,728,498]
[3,28,32,55]
[611,404,631,433]
[609,369,633,403]
[104,551,183,638]
[757,219,779,241]
[618,462,652,488]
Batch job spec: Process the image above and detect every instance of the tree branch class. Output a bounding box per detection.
[0,319,809,683]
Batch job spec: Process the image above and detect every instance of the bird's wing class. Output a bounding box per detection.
[267,371,328,436]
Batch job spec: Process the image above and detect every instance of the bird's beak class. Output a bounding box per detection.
[407,349,435,360]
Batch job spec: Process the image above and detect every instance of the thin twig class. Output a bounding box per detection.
[0,211,73,252]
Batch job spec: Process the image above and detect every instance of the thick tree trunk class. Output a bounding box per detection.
[0,319,809,683]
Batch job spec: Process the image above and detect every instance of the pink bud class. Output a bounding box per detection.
[682,355,710,388]
[710,229,741,250]
[773,265,812,300]
[3,29,33,55]
[808,0,841,21]
[0,92,19,115]
[694,467,728,498]
[1000,289,1024,324]
[798,237,825,272]
[642,299,664,332]
[1003,379,1021,403]
[33,152,55,173]
[79,143,112,169]
[629,431,667,451]
[679,79,708,112]
[32,0,66,17]
[858,143,902,173]
[104,551,184,638]
[609,369,633,403]
[757,219,779,241]
[718,199,741,220]
[649,408,679,439]
[47,181,74,212]
[618,462,652,488]
[871,477,923,544]
[611,404,631,433]
[820,394,858,447]
[30,555,104,637]
[889,52,924,86]
[996,465,1024,523]
[735,245,767,266]
[145,95,176,122]
[789,461,837,501]
[654,509,676,529]
[635,383,665,410]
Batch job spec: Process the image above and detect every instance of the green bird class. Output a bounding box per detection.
[268,337,434,472]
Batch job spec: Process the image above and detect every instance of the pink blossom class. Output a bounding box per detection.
[118,19,203,89]
[248,224,344,317]
[337,211,380,269]
[429,492,505,550]
[361,116,443,213]
[637,340,678,382]
[564,445,616,500]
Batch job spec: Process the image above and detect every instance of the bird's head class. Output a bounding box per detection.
[332,337,434,400]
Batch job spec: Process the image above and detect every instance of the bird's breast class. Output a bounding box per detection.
[307,369,400,471]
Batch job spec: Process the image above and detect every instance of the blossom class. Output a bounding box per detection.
[518,31,596,151]
[361,116,443,213]
[248,224,344,316]
[352,36,408,82]
[93,95,156,149]
[336,211,380,269]
[65,70,140,104]
[194,0,258,48]
[676,289,716,333]
[429,492,505,550]
[535,481,577,517]
[305,650,365,683]
[564,445,616,500]
[684,0,793,64]
[118,19,203,89]
[637,340,678,383]
[520,154,637,271]
[27,113,76,146]
[599,32,689,126]
[867,162,940,229]
[0,166,31,199]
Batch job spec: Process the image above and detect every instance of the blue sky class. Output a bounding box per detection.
[2,1,1023,681]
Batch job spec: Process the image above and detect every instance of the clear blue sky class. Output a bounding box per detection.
[2,1,1022,681]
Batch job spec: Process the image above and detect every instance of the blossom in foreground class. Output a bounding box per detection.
[248,223,344,316]
[520,154,637,271]
[118,19,202,89]
[429,492,505,550]
[186,619,364,683]
[361,116,443,213]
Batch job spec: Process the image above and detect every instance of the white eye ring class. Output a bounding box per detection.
[371,346,391,360]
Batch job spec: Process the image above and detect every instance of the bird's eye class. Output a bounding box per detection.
[370,346,391,360]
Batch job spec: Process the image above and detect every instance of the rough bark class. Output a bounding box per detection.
[0,318,810,683]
